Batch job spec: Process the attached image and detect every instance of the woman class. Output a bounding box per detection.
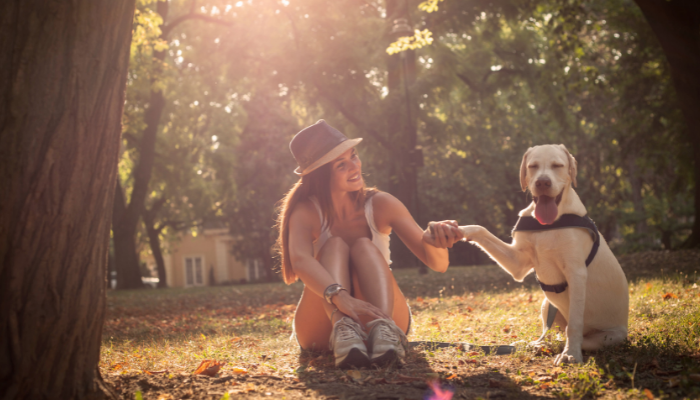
[277,120,462,369]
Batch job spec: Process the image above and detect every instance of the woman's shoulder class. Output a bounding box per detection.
[367,191,407,217]
[368,191,400,207]
[289,198,322,228]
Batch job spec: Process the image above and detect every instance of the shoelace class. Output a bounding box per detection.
[375,320,408,347]
[377,323,399,342]
[336,321,366,342]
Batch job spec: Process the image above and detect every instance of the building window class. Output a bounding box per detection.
[185,256,204,286]
[246,259,265,281]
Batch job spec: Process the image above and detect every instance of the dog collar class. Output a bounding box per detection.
[512,214,600,293]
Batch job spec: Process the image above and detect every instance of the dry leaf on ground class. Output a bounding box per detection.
[193,360,226,377]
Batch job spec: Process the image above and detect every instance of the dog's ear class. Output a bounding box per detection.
[559,144,578,188]
[519,147,532,192]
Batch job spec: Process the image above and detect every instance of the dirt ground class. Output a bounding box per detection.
[103,250,700,400]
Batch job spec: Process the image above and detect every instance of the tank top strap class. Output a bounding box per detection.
[364,194,392,265]
[309,196,327,231]
[364,195,379,233]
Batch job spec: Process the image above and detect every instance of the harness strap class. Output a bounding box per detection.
[513,214,600,293]
[535,303,560,343]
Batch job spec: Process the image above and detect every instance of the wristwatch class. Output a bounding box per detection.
[324,284,347,305]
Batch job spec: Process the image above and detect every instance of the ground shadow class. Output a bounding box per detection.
[294,347,553,400]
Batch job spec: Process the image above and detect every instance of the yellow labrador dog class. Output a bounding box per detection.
[457,144,628,364]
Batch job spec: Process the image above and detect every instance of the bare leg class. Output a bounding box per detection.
[294,237,351,351]
[350,238,410,333]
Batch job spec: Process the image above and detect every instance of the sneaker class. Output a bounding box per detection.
[367,319,408,365]
[329,317,370,369]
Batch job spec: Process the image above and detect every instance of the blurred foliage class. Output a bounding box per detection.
[117,0,692,281]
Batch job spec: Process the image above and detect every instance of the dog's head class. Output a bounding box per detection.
[519,144,578,224]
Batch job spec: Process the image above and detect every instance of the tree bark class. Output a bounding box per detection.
[633,0,700,248]
[0,0,135,398]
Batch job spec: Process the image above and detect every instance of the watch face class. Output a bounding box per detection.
[325,285,342,303]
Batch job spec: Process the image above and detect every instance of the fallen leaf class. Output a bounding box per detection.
[111,362,127,371]
[347,370,362,381]
[144,370,168,375]
[232,366,248,375]
[662,292,677,300]
[446,373,457,380]
[643,388,654,399]
[646,283,652,290]
[417,297,424,303]
[193,360,226,377]
[230,337,243,343]
[502,326,511,333]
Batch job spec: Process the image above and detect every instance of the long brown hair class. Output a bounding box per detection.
[275,163,376,284]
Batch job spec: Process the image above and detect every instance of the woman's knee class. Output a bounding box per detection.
[350,238,379,258]
[322,236,350,254]
[350,237,374,254]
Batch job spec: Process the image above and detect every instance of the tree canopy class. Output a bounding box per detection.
[114,0,694,285]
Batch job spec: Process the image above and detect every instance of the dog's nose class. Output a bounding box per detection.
[535,176,552,188]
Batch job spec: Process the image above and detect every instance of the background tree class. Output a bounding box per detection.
[115,0,236,289]
[632,0,700,248]
[0,0,135,398]
[226,88,299,282]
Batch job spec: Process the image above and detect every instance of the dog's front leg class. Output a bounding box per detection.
[554,266,587,365]
[459,225,534,282]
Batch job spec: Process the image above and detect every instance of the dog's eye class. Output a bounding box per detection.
[528,165,538,169]
[552,164,564,168]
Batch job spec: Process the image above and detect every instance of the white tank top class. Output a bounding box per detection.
[309,195,392,265]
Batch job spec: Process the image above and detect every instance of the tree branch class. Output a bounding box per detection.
[162,13,234,38]
[314,84,392,149]
[456,72,480,92]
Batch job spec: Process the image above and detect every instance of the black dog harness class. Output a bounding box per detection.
[512,214,600,294]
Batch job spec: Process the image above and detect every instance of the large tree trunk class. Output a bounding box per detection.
[0,0,135,398]
[633,0,700,248]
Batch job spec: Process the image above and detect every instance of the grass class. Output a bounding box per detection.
[101,250,700,399]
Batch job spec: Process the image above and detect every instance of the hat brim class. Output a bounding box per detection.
[295,138,363,176]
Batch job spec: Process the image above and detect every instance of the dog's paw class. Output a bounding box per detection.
[457,225,482,241]
[553,348,583,365]
[527,340,545,349]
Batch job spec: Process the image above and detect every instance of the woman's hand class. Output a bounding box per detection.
[331,290,389,327]
[422,220,463,249]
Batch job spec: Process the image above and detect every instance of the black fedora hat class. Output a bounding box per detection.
[289,120,362,176]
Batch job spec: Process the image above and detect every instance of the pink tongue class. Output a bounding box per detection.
[535,196,558,225]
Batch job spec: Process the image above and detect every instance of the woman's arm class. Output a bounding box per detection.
[288,201,338,297]
[372,193,462,273]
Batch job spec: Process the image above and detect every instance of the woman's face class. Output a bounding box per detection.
[329,148,363,193]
